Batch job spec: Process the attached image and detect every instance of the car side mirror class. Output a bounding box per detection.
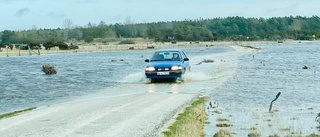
[145,59,150,62]
[184,58,189,61]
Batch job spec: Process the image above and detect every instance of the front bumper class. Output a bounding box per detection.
[145,70,183,79]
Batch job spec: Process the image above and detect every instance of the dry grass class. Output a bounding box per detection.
[42,64,57,75]
[240,45,261,50]
[196,59,215,65]
[250,127,257,130]
[290,117,299,120]
[269,134,280,137]
[202,59,215,63]
[306,134,320,137]
[163,97,208,137]
[216,117,230,122]
[216,123,233,127]
[213,129,231,137]
[213,110,222,114]
[248,132,261,137]
[280,127,291,131]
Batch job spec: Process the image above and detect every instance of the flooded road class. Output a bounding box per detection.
[0,45,231,114]
[0,44,247,137]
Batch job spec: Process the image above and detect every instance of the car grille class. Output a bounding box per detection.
[156,68,170,71]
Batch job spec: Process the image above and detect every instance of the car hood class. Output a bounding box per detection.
[146,61,183,68]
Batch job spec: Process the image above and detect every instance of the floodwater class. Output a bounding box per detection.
[1,43,319,136]
[0,45,230,114]
[205,43,320,136]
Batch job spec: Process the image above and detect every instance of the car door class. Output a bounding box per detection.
[181,51,190,72]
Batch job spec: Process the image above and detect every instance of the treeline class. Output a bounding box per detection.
[1,16,320,46]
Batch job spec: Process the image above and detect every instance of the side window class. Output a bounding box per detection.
[181,51,188,59]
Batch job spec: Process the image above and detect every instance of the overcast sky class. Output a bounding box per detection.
[1,0,319,31]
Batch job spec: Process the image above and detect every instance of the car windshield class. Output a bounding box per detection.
[150,51,181,61]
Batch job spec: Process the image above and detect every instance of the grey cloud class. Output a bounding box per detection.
[15,8,30,16]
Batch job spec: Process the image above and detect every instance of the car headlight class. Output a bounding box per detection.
[171,66,182,71]
[146,66,155,71]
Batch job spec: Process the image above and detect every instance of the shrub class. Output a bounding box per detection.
[42,64,57,75]
[43,41,55,50]
[84,36,94,43]
[15,44,21,49]
[0,43,5,48]
[55,42,69,50]
[20,46,29,50]
[119,40,135,44]
[28,42,40,49]
[69,43,79,49]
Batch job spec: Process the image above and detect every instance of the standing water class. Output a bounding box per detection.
[0,45,231,114]
[205,43,320,136]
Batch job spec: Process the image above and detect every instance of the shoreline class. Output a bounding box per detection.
[1,40,319,57]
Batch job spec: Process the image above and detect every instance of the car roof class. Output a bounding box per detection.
[155,49,182,52]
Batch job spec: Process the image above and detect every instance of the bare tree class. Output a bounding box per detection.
[63,18,73,29]
[124,16,133,25]
[291,19,302,31]
[32,25,38,30]
[290,19,302,39]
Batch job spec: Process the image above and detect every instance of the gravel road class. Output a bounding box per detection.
[0,92,196,137]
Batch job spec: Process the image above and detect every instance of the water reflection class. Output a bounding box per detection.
[171,83,179,94]
[147,84,155,93]
[147,83,179,94]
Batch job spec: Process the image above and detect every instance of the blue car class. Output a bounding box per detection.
[145,49,190,82]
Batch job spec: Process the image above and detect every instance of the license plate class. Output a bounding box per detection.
[157,72,170,75]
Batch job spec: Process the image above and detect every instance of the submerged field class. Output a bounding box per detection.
[205,43,320,136]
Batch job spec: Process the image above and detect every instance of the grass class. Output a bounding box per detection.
[306,134,320,137]
[0,107,36,119]
[163,97,208,137]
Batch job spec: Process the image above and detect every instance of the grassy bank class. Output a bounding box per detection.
[163,97,208,137]
[0,107,36,119]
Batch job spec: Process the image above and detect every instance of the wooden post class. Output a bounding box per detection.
[19,46,21,56]
[28,45,31,55]
[38,46,40,55]
[6,46,9,57]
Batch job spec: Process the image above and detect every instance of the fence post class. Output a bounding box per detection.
[28,45,32,55]
[6,46,9,57]
[38,46,40,55]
